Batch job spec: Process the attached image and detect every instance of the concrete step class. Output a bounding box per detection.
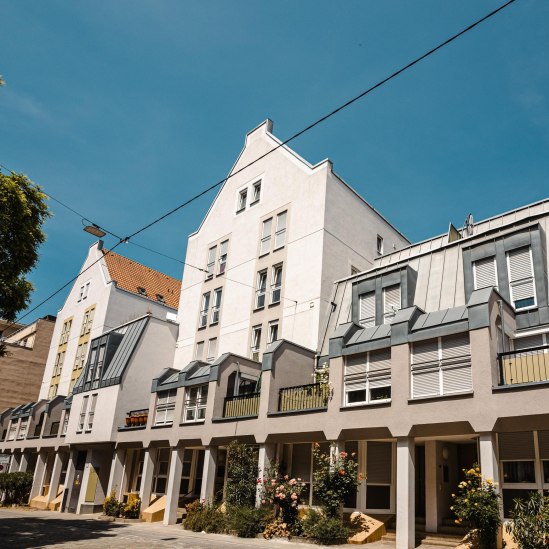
[381,529,463,548]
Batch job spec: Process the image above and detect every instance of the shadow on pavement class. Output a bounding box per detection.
[0,515,128,548]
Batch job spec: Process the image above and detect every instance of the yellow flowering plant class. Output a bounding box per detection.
[452,465,501,549]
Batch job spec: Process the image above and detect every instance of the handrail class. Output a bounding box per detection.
[279,382,330,412]
[223,392,260,418]
[497,345,549,386]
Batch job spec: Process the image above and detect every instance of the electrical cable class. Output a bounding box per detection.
[1,0,517,326]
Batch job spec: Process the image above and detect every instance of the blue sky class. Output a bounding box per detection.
[1,0,548,322]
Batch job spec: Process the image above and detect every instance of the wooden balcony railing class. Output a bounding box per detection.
[498,344,549,386]
[223,393,260,418]
[279,383,330,412]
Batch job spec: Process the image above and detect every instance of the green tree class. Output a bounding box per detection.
[0,172,51,355]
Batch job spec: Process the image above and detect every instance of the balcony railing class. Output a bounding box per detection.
[223,393,260,418]
[279,383,330,412]
[498,344,549,386]
[123,408,149,428]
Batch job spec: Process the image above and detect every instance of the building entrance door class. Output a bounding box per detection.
[67,451,87,513]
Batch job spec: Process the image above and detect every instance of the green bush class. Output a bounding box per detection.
[183,499,226,533]
[301,509,350,545]
[226,505,272,538]
[505,491,549,549]
[225,441,259,507]
[0,471,34,505]
[103,490,121,517]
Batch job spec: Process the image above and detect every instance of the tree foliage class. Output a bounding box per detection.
[225,441,259,507]
[0,172,51,354]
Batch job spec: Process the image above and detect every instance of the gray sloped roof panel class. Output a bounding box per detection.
[101,316,150,386]
[189,365,210,379]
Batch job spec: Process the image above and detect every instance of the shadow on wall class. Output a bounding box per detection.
[0,514,127,548]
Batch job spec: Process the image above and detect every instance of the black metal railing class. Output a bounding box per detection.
[223,393,260,418]
[279,383,330,412]
[497,344,549,386]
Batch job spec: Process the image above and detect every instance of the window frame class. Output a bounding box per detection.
[271,264,283,305]
[274,211,287,250]
[259,218,273,256]
[376,235,384,256]
[251,325,262,361]
[250,180,261,205]
[206,246,217,279]
[507,247,537,311]
[207,337,217,363]
[183,384,209,423]
[255,270,267,309]
[268,320,279,344]
[154,389,177,426]
[199,292,210,328]
[236,188,247,213]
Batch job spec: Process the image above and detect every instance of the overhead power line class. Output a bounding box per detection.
[2,0,517,326]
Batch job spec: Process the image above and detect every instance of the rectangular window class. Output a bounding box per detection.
[344,349,391,406]
[411,333,472,399]
[274,211,287,249]
[359,292,376,328]
[507,247,536,310]
[383,285,401,324]
[80,307,95,336]
[154,389,177,425]
[256,270,267,309]
[237,189,247,213]
[199,292,210,328]
[260,218,272,256]
[271,264,283,304]
[474,256,498,290]
[62,412,70,435]
[251,180,261,205]
[86,394,97,431]
[502,461,536,484]
[53,351,65,376]
[7,421,17,441]
[251,326,262,361]
[17,418,28,440]
[195,341,204,361]
[74,345,83,370]
[218,240,228,275]
[268,320,279,344]
[377,235,384,256]
[78,283,89,302]
[59,320,72,344]
[207,338,217,363]
[87,308,94,333]
[211,288,222,324]
[206,246,217,278]
[78,396,89,432]
[94,344,106,381]
[153,448,170,494]
[183,384,208,423]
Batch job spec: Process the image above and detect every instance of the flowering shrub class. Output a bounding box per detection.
[183,499,226,533]
[122,496,141,519]
[103,490,122,517]
[312,443,362,518]
[452,465,501,549]
[225,441,259,507]
[259,463,307,533]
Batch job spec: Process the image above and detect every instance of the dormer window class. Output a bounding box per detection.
[359,292,375,328]
[383,285,401,324]
[156,294,165,304]
[137,287,147,296]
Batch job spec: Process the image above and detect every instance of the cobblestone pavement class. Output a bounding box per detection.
[0,508,453,549]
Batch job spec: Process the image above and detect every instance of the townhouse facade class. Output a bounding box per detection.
[1,121,548,549]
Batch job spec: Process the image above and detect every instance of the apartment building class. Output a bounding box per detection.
[2,121,548,549]
[40,240,181,399]
[0,316,56,409]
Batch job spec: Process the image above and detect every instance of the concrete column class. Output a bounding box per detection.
[163,447,184,525]
[61,450,78,513]
[47,452,65,504]
[18,453,30,472]
[107,448,126,500]
[396,437,415,549]
[8,453,22,473]
[29,451,47,501]
[200,446,218,502]
[479,433,500,491]
[256,443,276,506]
[139,447,157,508]
[424,440,438,533]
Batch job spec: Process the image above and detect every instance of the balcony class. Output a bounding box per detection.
[278,383,330,412]
[223,393,260,418]
[498,344,549,386]
[122,409,149,429]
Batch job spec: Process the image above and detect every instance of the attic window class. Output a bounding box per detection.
[137,287,147,296]
[156,294,165,303]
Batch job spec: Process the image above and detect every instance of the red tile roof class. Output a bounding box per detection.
[102,250,181,309]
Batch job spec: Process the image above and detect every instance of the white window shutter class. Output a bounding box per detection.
[442,365,472,394]
[345,355,367,378]
[474,257,497,289]
[368,349,391,372]
[383,285,401,323]
[441,333,470,362]
[514,334,544,350]
[360,292,376,327]
[412,368,440,398]
[508,248,533,281]
[412,339,439,366]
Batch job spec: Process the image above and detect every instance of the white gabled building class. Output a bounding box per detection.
[174,119,409,369]
[41,241,181,399]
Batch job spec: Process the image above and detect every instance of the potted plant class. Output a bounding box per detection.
[130,415,138,426]
[125,416,131,427]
